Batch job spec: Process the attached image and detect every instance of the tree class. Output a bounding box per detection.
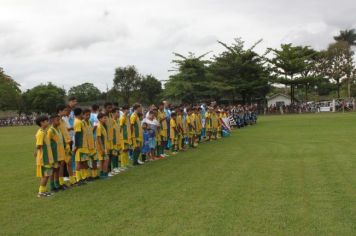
[334,29,356,47]
[165,52,214,103]
[334,29,356,98]
[22,83,66,113]
[113,65,141,105]
[210,38,270,104]
[268,44,316,103]
[139,75,162,105]
[321,41,354,98]
[0,68,21,111]
[68,83,101,102]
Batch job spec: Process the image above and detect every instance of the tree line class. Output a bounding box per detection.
[1,29,355,114]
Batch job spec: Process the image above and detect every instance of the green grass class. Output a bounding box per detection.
[1,113,356,235]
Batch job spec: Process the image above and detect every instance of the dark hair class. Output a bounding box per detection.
[171,112,177,117]
[113,102,119,107]
[122,105,130,110]
[159,102,164,106]
[50,114,60,120]
[35,115,49,127]
[91,104,99,111]
[133,103,141,110]
[104,102,113,108]
[83,108,91,114]
[56,104,67,113]
[73,108,83,116]
[97,112,107,120]
[68,96,77,102]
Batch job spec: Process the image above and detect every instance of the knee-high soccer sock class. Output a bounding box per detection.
[141,154,146,162]
[39,185,46,193]
[121,152,128,167]
[69,176,76,184]
[59,177,65,186]
[92,169,98,178]
[76,170,82,182]
[112,156,118,169]
[54,179,60,188]
[132,149,138,164]
[80,169,86,180]
[50,180,55,191]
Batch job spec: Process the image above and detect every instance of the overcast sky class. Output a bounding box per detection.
[1,0,355,91]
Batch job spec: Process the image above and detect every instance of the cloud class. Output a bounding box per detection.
[0,0,355,91]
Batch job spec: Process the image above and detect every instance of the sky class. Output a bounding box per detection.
[0,0,355,91]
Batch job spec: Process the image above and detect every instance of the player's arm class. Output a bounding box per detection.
[96,127,105,155]
[34,132,44,157]
[73,122,82,153]
[130,114,135,134]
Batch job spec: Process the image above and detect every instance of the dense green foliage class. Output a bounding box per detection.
[22,83,66,113]
[68,83,102,102]
[0,68,21,111]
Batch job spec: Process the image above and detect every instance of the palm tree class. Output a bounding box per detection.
[334,29,356,46]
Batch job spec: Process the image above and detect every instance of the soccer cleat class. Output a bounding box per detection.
[44,192,54,196]
[108,172,114,177]
[37,192,51,198]
[138,160,144,164]
[86,177,94,182]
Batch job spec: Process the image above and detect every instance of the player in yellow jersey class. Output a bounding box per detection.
[48,114,65,192]
[205,107,212,141]
[170,112,178,154]
[216,110,223,139]
[111,108,121,174]
[130,103,143,166]
[57,105,76,186]
[96,113,110,178]
[104,102,115,175]
[211,108,219,140]
[73,108,89,185]
[186,108,196,148]
[119,105,132,170]
[194,107,202,145]
[176,108,185,151]
[83,109,98,180]
[34,115,54,197]
[157,102,168,158]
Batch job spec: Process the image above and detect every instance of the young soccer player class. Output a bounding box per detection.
[186,108,196,148]
[195,107,203,145]
[73,108,88,185]
[170,112,178,154]
[34,115,54,197]
[176,108,184,151]
[205,107,212,141]
[104,102,115,175]
[111,108,121,175]
[82,109,98,180]
[57,105,76,186]
[130,103,143,166]
[96,113,110,178]
[211,108,219,140]
[157,102,168,157]
[119,105,132,170]
[48,114,65,192]
[197,107,203,142]
[141,122,151,160]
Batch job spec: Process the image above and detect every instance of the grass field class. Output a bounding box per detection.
[1,113,356,235]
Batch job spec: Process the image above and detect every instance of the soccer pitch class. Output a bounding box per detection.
[1,113,356,235]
